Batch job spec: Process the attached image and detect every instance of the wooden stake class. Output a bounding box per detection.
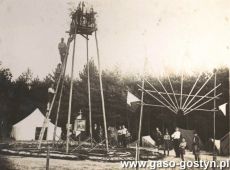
[46,146,50,170]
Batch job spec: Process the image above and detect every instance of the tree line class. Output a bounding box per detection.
[0,60,229,145]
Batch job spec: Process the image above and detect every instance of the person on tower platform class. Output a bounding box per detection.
[58,38,67,64]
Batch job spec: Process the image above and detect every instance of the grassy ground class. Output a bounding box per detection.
[0,156,121,170]
[0,142,229,170]
[0,150,229,170]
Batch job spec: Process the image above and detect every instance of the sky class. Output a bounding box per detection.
[0,0,230,80]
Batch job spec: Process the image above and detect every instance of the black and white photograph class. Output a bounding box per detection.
[0,0,229,169]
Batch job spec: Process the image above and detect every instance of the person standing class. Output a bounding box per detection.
[58,38,67,64]
[47,84,55,111]
[192,132,200,161]
[155,127,163,149]
[163,130,171,156]
[117,126,122,147]
[179,138,187,161]
[171,127,181,157]
[99,125,104,143]
[92,123,99,143]
[121,125,128,148]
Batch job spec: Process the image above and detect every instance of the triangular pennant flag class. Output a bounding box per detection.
[219,103,227,116]
[127,91,140,106]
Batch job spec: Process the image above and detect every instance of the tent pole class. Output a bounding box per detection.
[66,35,76,154]
[86,35,93,148]
[95,31,109,152]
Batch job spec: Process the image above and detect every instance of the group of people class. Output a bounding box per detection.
[117,125,131,148]
[92,123,131,148]
[92,123,104,143]
[153,127,201,161]
[70,2,96,34]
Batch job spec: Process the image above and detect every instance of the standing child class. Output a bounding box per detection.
[179,138,187,161]
[192,132,200,161]
[163,130,171,156]
[117,126,122,147]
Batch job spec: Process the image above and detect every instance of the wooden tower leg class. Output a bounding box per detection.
[66,35,76,154]
[86,35,93,147]
[95,31,109,152]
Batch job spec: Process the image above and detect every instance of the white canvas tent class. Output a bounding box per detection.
[10,108,62,141]
[142,136,156,147]
[210,138,221,152]
[130,136,156,147]
[220,132,230,156]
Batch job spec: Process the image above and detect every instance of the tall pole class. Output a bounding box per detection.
[86,35,93,147]
[95,31,109,152]
[213,69,217,161]
[66,35,76,153]
[137,58,147,162]
[137,79,144,162]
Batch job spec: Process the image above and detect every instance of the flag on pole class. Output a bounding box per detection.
[219,103,227,116]
[127,91,141,106]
